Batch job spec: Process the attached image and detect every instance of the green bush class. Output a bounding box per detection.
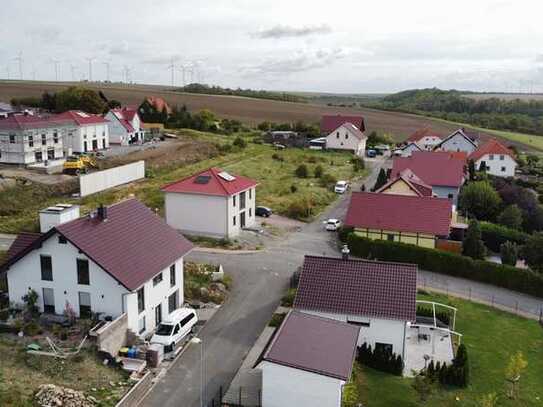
[345,233,543,297]
[319,173,337,188]
[500,241,519,266]
[351,156,365,172]
[290,184,298,193]
[295,164,309,178]
[233,136,247,149]
[269,313,287,327]
[357,343,403,376]
[314,165,324,178]
[281,288,297,307]
[480,221,529,252]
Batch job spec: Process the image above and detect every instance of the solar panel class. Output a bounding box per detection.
[218,171,236,182]
[194,175,211,184]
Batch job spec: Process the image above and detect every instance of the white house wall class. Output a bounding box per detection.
[0,127,66,164]
[476,154,516,177]
[259,361,344,407]
[70,123,109,153]
[432,185,461,205]
[165,192,228,238]
[226,187,256,238]
[104,112,131,145]
[6,234,128,318]
[301,310,407,357]
[439,134,477,153]
[324,125,366,156]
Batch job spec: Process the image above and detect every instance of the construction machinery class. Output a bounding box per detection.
[63,155,97,175]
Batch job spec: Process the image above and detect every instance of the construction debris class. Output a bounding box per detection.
[34,384,96,407]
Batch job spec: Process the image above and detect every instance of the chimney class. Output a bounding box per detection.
[97,204,108,221]
[341,245,350,260]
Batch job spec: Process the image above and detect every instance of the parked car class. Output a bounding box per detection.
[366,149,377,158]
[325,219,341,231]
[334,181,349,194]
[256,206,273,217]
[150,308,198,352]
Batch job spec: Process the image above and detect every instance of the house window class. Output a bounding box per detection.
[375,342,393,354]
[168,291,178,313]
[170,264,176,287]
[137,287,145,313]
[78,291,91,318]
[138,316,146,334]
[77,259,90,285]
[41,134,46,145]
[249,188,252,199]
[240,191,246,210]
[233,215,236,226]
[501,166,506,172]
[448,193,454,200]
[345,133,349,139]
[43,288,55,313]
[40,255,53,281]
[9,134,15,144]
[153,272,163,286]
[58,235,67,244]
[489,154,494,160]
[233,195,236,207]
[249,208,252,217]
[500,155,504,160]
[336,132,339,138]
[28,135,34,147]
[53,132,59,144]
[387,234,394,241]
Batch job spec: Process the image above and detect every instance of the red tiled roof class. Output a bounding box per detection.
[52,199,192,290]
[406,128,442,143]
[54,110,109,126]
[110,108,137,132]
[468,138,515,162]
[294,255,418,322]
[162,167,258,197]
[345,192,452,236]
[376,169,433,197]
[391,151,466,187]
[321,114,365,134]
[0,114,59,130]
[146,96,172,115]
[6,232,42,261]
[262,310,359,380]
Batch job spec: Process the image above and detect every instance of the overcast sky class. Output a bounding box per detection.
[1,0,542,93]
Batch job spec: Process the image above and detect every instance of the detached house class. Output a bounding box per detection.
[391,151,466,204]
[435,128,478,154]
[1,199,193,337]
[104,107,145,145]
[323,122,367,156]
[257,311,359,407]
[405,128,442,151]
[345,192,453,248]
[162,167,258,238]
[376,169,434,197]
[468,138,517,177]
[294,255,417,358]
[55,110,110,153]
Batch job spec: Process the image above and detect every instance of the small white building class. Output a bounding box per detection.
[468,138,517,177]
[1,199,193,337]
[294,255,417,359]
[104,107,145,146]
[398,142,423,157]
[162,167,258,239]
[324,122,367,156]
[257,311,359,407]
[54,110,110,153]
[435,128,478,154]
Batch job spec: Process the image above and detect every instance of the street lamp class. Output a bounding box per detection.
[191,337,204,407]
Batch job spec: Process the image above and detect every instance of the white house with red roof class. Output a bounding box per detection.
[104,107,145,146]
[323,122,367,156]
[54,110,110,153]
[1,199,193,337]
[162,167,259,238]
[405,128,442,151]
[435,128,478,154]
[468,138,517,177]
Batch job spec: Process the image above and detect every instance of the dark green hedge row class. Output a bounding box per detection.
[480,222,529,253]
[357,343,403,376]
[346,233,543,298]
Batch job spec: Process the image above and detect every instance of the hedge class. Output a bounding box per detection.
[346,233,543,298]
[480,221,529,253]
[357,343,403,376]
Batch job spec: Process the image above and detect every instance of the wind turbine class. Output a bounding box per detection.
[123,65,131,83]
[14,51,23,80]
[30,65,37,81]
[86,57,95,81]
[167,57,176,86]
[103,61,111,82]
[70,64,78,82]
[52,59,61,81]
[5,64,10,80]
[177,65,186,87]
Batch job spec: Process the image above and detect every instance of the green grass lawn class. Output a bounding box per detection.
[351,292,543,407]
[0,129,364,233]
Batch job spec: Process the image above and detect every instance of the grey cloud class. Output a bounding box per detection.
[251,24,331,39]
[536,54,543,62]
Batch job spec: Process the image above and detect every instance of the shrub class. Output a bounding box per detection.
[286,198,313,219]
[23,320,41,336]
[462,220,486,260]
[500,241,519,266]
[307,156,318,164]
[314,165,324,178]
[521,232,543,273]
[345,233,543,297]
[480,221,529,252]
[357,343,403,376]
[458,181,502,221]
[295,164,308,178]
[497,204,523,230]
[319,173,337,189]
[233,136,247,149]
[290,184,298,193]
[351,156,365,172]
[416,306,450,325]
[269,313,287,327]
[271,153,284,161]
[281,288,297,307]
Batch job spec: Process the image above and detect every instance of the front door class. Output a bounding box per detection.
[155,303,162,327]
[43,288,55,313]
[35,151,43,162]
[92,140,98,150]
[78,292,91,318]
[83,141,88,152]
[47,149,55,160]
[241,211,246,228]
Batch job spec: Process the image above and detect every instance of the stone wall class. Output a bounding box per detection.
[115,371,153,407]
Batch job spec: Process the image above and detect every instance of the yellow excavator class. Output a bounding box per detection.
[63,155,97,175]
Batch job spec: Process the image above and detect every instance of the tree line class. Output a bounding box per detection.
[178,83,307,104]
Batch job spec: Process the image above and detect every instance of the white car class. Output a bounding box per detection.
[325,219,341,231]
[150,308,198,352]
[334,181,349,194]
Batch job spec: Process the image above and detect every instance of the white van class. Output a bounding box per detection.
[150,308,198,352]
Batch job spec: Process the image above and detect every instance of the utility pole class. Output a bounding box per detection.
[103,61,110,82]
[87,57,95,81]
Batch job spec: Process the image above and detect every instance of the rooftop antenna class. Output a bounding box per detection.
[103,61,110,82]
[86,57,95,82]
[14,51,23,80]
[167,57,176,86]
